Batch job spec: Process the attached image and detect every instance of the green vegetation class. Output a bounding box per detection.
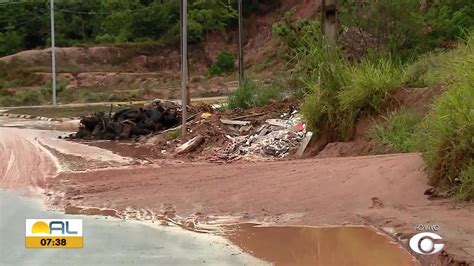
[208,51,235,76]
[0,0,256,56]
[338,59,402,131]
[167,128,182,140]
[228,78,282,110]
[276,19,403,139]
[0,78,142,107]
[370,109,420,153]
[417,83,473,199]
[273,4,473,199]
[340,0,474,59]
[404,34,474,199]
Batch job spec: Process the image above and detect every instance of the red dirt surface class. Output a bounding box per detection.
[0,128,56,190]
[48,153,474,264]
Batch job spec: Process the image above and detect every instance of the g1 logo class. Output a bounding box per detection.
[409,232,444,255]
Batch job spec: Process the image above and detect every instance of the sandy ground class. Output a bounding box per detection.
[50,154,474,264]
[1,119,473,264]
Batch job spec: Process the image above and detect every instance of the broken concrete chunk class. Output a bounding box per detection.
[296,131,313,157]
[220,119,251,126]
[175,135,205,154]
[265,119,289,128]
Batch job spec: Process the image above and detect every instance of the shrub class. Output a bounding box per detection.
[299,38,402,139]
[417,83,474,192]
[404,32,474,87]
[424,1,474,46]
[227,79,283,110]
[95,34,118,44]
[405,33,474,198]
[338,58,403,130]
[403,52,444,87]
[370,109,421,153]
[208,51,235,76]
[340,0,425,59]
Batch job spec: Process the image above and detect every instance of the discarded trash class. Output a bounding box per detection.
[134,100,305,162]
[212,110,307,161]
[68,100,181,140]
[201,112,212,119]
[220,119,251,126]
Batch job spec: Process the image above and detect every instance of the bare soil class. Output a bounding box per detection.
[46,153,474,265]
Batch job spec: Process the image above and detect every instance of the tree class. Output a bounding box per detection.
[189,0,237,41]
[0,27,24,55]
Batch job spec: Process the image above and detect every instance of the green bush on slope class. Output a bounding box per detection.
[370,109,420,153]
[415,34,474,199]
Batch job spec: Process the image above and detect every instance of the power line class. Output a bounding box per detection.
[0,14,44,30]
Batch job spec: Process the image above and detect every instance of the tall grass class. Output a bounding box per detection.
[227,78,283,110]
[414,33,474,199]
[370,109,421,153]
[296,22,403,139]
[338,59,403,137]
[404,34,474,87]
[417,83,474,196]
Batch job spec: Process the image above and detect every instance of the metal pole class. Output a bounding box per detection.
[50,0,57,107]
[181,0,188,136]
[238,0,244,85]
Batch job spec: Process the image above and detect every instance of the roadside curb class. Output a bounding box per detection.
[0,111,73,122]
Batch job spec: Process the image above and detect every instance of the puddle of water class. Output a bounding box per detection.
[224,223,419,266]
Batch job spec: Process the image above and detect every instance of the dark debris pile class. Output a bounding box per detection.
[68,101,181,140]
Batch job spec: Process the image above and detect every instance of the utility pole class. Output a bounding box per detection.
[50,0,57,107]
[238,0,244,86]
[181,0,188,136]
[321,0,339,48]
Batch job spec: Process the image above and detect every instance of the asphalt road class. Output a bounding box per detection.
[0,190,266,266]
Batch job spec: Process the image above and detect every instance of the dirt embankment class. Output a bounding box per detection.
[0,45,239,99]
[307,86,444,158]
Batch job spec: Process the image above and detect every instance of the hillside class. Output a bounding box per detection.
[0,0,321,106]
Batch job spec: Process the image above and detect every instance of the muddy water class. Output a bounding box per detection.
[81,140,164,161]
[224,224,418,266]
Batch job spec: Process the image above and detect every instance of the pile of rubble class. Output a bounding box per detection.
[68,98,313,161]
[68,100,181,140]
[141,101,313,161]
[211,110,313,161]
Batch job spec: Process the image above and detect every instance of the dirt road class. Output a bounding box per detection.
[0,128,56,190]
[51,153,474,264]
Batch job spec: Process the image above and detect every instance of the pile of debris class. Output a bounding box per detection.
[211,110,313,161]
[68,100,181,140]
